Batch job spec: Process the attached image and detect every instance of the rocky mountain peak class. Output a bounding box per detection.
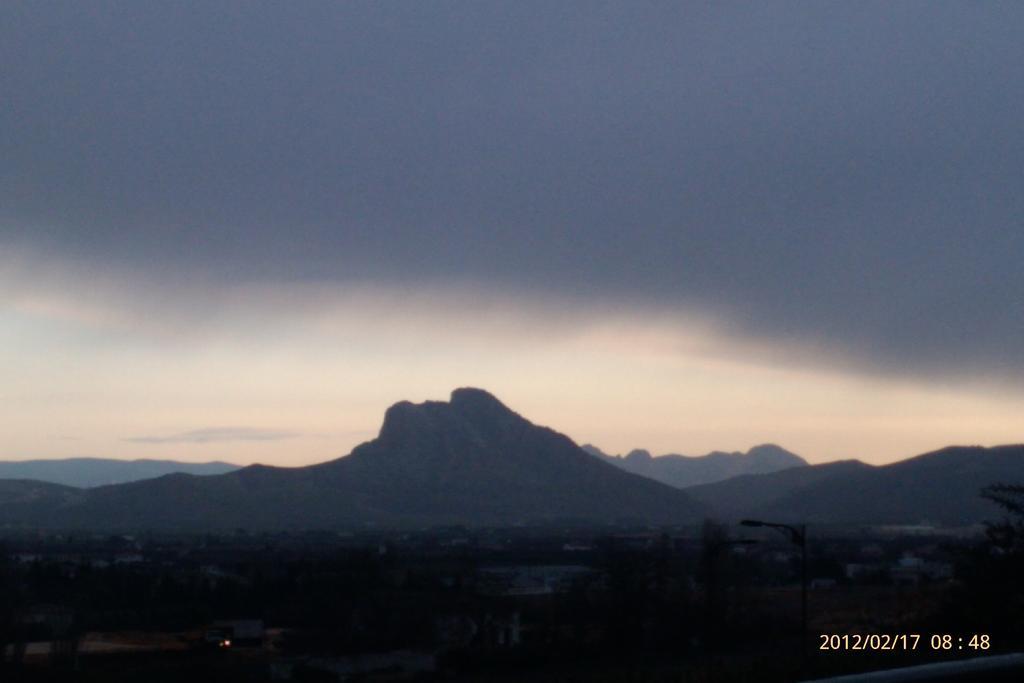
[449,387,514,419]
[746,444,807,467]
[625,449,653,463]
[375,388,522,447]
[377,400,445,443]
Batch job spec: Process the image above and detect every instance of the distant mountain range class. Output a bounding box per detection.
[0,388,705,530]
[685,445,1024,526]
[582,443,807,488]
[0,458,239,488]
[0,390,1021,530]
[586,441,1024,526]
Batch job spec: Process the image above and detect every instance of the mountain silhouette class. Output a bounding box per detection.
[0,479,82,525]
[582,443,807,488]
[684,460,872,518]
[688,445,1024,525]
[0,388,705,530]
[0,458,239,488]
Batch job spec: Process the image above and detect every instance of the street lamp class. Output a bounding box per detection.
[740,519,808,667]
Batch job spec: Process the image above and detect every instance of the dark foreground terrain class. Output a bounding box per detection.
[2,522,1023,682]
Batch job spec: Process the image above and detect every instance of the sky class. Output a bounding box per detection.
[2,1,1023,467]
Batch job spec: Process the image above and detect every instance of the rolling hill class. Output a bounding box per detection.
[0,458,239,488]
[688,445,1024,525]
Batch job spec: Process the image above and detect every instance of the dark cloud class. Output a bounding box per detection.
[2,2,1023,380]
[125,428,300,444]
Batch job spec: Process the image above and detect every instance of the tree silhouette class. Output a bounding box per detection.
[980,484,1024,553]
[945,484,1024,646]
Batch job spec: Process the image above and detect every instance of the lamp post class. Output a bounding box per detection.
[740,519,807,668]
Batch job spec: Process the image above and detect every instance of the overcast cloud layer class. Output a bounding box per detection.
[3,1,1023,383]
